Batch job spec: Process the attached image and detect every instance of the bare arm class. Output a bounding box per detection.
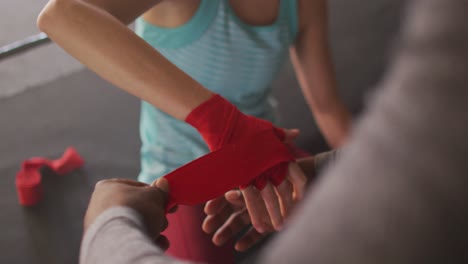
[37,0,212,120]
[290,0,352,148]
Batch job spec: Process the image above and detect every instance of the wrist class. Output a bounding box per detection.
[297,149,340,181]
[313,149,340,176]
[185,94,240,150]
[296,157,316,181]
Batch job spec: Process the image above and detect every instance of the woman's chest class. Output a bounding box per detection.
[143,0,280,28]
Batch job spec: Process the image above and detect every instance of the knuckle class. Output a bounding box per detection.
[94,180,108,189]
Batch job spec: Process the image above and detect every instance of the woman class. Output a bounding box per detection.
[37,0,351,262]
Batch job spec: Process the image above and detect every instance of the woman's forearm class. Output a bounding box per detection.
[37,0,212,120]
[310,102,351,148]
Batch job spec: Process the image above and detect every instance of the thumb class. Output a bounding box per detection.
[154,177,170,193]
[283,129,300,143]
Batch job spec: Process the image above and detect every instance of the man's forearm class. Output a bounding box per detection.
[260,0,468,263]
[297,149,340,181]
[80,206,189,264]
[314,149,340,175]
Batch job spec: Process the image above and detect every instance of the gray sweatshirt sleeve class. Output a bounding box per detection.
[259,0,468,263]
[80,206,191,264]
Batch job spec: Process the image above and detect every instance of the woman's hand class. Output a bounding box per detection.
[203,137,309,249]
[202,162,307,251]
[238,129,307,232]
[203,189,268,252]
[240,162,307,233]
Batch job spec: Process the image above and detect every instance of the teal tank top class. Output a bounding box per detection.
[135,0,298,183]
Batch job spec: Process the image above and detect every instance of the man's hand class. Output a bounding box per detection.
[84,178,170,249]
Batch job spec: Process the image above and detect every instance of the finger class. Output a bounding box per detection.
[146,206,168,238]
[153,178,169,193]
[288,163,308,201]
[203,215,221,234]
[202,203,235,234]
[260,182,283,231]
[212,209,250,246]
[274,180,294,218]
[205,196,228,215]
[225,190,246,209]
[147,178,170,206]
[282,129,300,143]
[154,235,170,251]
[204,191,248,234]
[242,186,273,233]
[235,227,267,252]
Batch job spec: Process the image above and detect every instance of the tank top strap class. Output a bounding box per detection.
[279,0,299,44]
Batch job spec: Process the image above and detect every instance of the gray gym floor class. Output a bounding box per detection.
[0,1,406,263]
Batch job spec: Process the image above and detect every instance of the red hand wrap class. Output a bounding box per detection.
[164,130,293,210]
[186,94,286,151]
[163,95,294,209]
[16,147,85,206]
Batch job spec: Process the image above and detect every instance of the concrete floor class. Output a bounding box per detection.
[0,1,407,263]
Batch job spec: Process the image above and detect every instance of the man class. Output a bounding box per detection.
[80,0,468,263]
[81,152,336,262]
